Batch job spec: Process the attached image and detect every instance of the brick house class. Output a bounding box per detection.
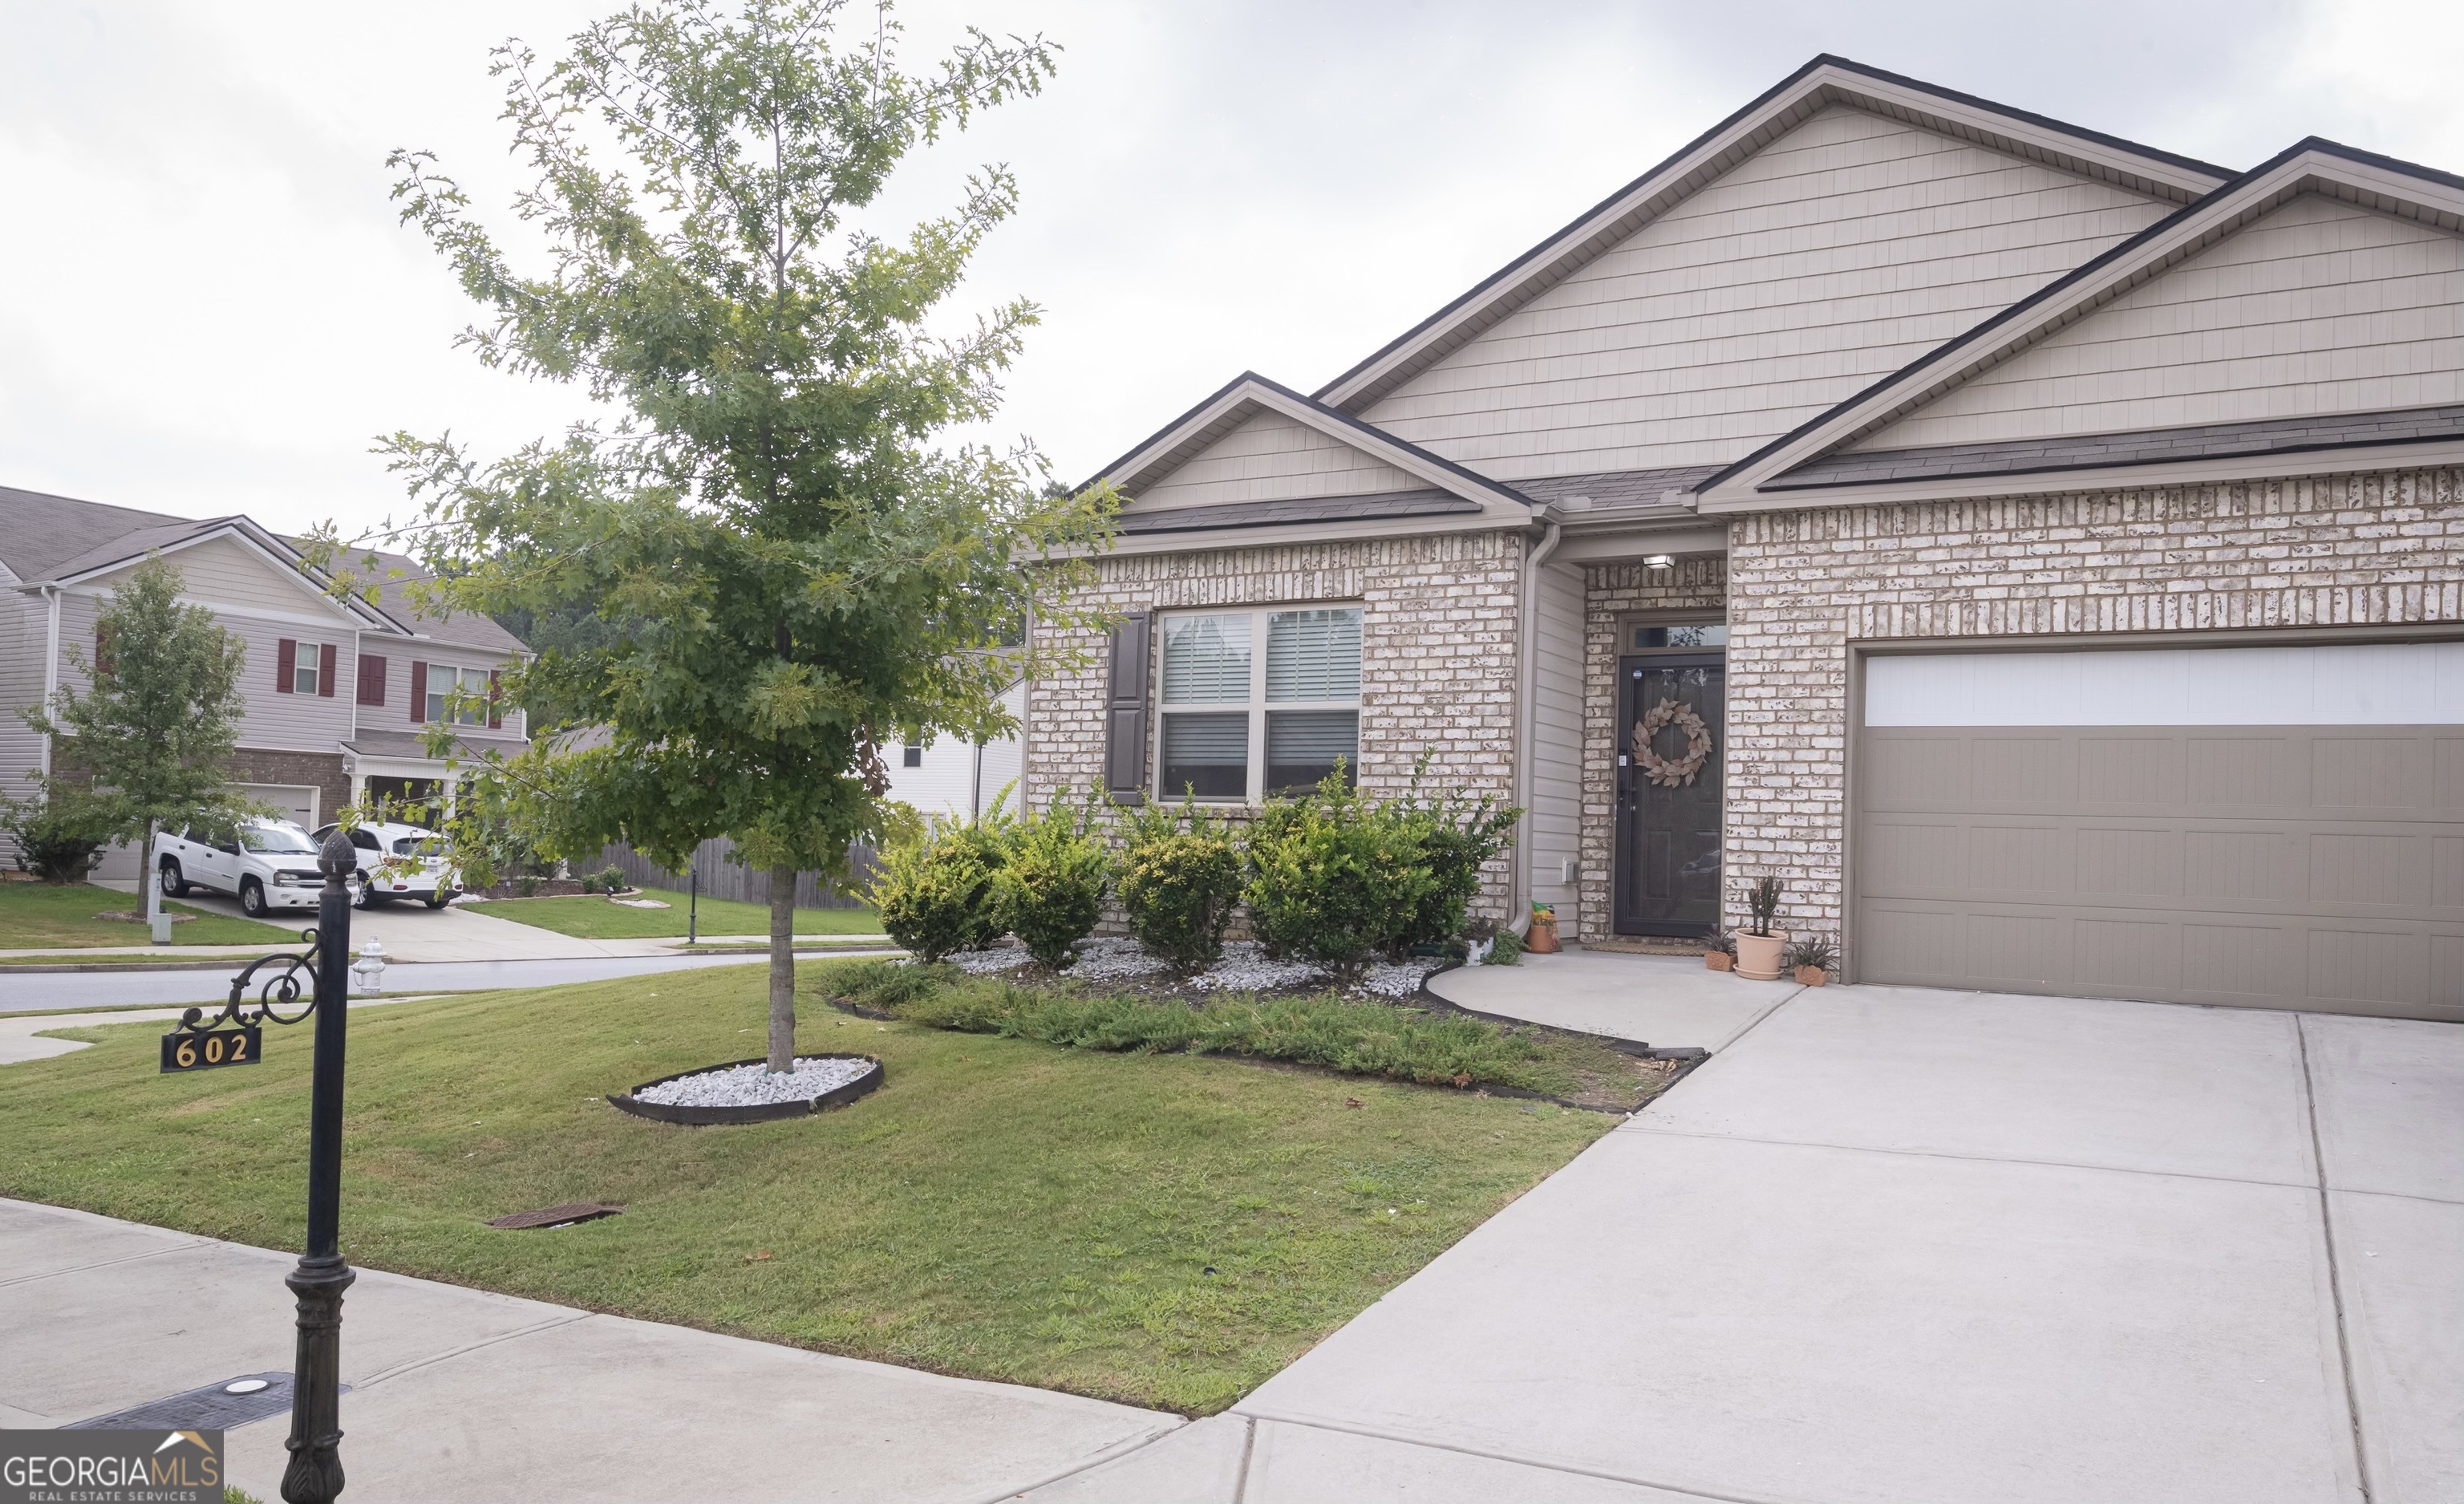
[1023,56,2462,1022]
[1,486,531,873]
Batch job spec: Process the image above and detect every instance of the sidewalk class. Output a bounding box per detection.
[2,1199,1181,1504]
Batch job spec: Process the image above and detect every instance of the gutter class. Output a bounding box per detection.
[1508,513,1566,938]
[39,585,61,776]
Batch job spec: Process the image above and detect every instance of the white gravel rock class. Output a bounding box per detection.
[1352,959,1441,999]
[633,1056,874,1108]
[1068,935,1172,981]
[1187,941,1328,993]
[946,946,1032,975]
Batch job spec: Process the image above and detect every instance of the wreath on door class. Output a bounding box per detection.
[1632,697,1715,788]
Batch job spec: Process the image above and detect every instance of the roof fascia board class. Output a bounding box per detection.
[1312,56,2229,414]
[1100,372,1534,517]
[1065,509,1528,559]
[1697,439,2464,515]
[1556,525,1731,564]
[1698,142,2464,508]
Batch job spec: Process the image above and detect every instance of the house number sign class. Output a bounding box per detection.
[162,1025,263,1072]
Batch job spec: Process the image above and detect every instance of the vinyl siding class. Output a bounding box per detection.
[0,591,49,809]
[1132,410,1422,511]
[100,533,326,618]
[1851,194,2464,448]
[1360,105,2174,478]
[390,653,529,742]
[886,682,1023,821]
[55,594,357,753]
[1530,561,1586,924]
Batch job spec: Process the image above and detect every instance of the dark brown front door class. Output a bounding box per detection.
[1614,653,1724,935]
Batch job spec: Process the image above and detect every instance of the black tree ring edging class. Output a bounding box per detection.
[607,1054,886,1126]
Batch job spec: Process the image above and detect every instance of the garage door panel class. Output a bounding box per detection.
[1855,651,2461,1020]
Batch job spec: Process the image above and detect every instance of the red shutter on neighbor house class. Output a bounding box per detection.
[357,655,387,707]
[409,661,428,723]
[1103,611,1151,801]
[318,643,338,698]
[487,670,502,729]
[276,638,297,694]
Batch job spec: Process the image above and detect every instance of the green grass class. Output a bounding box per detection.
[0,880,302,948]
[474,892,882,939]
[836,960,1664,1109]
[0,962,1611,1413]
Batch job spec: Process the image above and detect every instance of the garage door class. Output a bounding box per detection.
[1854,640,2462,1021]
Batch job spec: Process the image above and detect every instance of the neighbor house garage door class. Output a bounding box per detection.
[1854,640,2462,1021]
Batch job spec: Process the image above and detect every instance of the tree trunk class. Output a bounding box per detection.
[766,861,796,1072]
[142,817,162,936]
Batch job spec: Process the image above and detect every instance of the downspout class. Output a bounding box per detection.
[1509,516,1565,938]
[39,585,61,776]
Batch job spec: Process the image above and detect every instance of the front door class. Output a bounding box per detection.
[1614,653,1724,935]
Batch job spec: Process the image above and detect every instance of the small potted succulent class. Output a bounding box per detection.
[1733,875,1787,981]
[1704,929,1736,972]
[1785,932,1836,987]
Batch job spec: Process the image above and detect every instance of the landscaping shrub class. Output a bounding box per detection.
[1243,768,1437,969]
[594,864,628,894]
[867,812,1011,962]
[995,791,1111,968]
[0,788,120,884]
[1115,796,1244,975]
[1387,762,1522,948]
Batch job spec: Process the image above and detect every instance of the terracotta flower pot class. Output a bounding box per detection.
[1526,910,1560,954]
[1704,950,1733,972]
[1734,931,1787,981]
[1793,964,1828,987]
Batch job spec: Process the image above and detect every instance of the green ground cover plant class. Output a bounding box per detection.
[0,882,300,948]
[0,963,1610,1413]
[473,894,881,939]
[829,960,1662,1110]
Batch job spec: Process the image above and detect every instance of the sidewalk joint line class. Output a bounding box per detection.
[0,1240,201,1290]
[1230,1409,1810,1504]
[2296,1015,2376,1504]
[1617,1124,2326,1193]
[967,1419,1188,1504]
[350,1310,593,1390]
[1232,1414,1257,1504]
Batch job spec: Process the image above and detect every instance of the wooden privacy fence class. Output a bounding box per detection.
[594,836,879,910]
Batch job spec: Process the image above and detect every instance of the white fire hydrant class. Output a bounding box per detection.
[351,936,388,995]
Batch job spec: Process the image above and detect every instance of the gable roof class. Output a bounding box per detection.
[1313,55,2234,416]
[0,484,197,582]
[1695,138,2464,510]
[1089,371,1538,524]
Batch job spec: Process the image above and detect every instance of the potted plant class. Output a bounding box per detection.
[1733,875,1787,981]
[1526,902,1560,954]
[1704,929,1736,972]
[1785,932,1836,987]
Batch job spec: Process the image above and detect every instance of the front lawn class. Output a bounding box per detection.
[0,963,1611,1413]
[473,892,882,939]
[0,880,303,948]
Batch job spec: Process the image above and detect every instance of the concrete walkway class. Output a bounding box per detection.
[1,1199,1181,1503]
[1031,971,2464,1503]
[1431,947,1802,1049]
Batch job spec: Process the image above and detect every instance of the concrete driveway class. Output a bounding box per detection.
[1033,971,2464,1504]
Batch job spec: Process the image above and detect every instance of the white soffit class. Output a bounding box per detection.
[1864,641,2464,727]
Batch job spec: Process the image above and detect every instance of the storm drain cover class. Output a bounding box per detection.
[67,1372,349,1430]
[488,1201,623,1230]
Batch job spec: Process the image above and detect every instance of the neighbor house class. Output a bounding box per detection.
[0,485,531,875]
[1024,55,2462,1022]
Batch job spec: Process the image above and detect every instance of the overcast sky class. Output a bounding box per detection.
[2,0,2458,538]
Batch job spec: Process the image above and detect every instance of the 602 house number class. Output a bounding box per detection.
[161,1026,262,1072]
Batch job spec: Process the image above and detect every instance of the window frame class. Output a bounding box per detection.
[1151,602,1364,805]
[292,650,321,697]
[424,663,491,727]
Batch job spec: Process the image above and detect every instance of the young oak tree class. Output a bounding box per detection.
[344,1,1115,1070]
[14,556,253,926]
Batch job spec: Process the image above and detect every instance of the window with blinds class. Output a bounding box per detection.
[1156,606,1360,801]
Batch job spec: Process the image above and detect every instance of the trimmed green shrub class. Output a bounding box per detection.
[0,788,120,884]
[594,864,628,894]
[868,812,1011,962]
[994,791,1110,969]
[1243,767,1436,970]
[1115,795,1244,975]
[1387,760,1522,947]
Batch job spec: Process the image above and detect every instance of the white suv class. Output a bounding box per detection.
[154,819,327,918]
[310,821,459,909]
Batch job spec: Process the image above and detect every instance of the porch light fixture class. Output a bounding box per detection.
[1643,553,1676,570]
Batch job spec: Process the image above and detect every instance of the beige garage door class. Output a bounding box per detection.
[1854,641,2462,1021]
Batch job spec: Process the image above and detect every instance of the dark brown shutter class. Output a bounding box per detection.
[409,660,428,722]
[358,655,387,706]
[1103,611,1151,800]
[276,638,297,693]
[318,643,338,697]
[487,669,502,729]
[93,627,114,677]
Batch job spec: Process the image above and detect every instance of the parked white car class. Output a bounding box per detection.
[154,819,327,918]
[310,821,459,909]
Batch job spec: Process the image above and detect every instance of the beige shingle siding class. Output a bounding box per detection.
[1132,410,1423,513]
[1026,529,1526,922]
[1580,557,1730,941]
[1721,464,2464,967]
[1361,106,2175,479]
[1861,195,2464,450]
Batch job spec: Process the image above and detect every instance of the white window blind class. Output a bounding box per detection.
[1266,609,1362,701]
[1161,615,1252,703]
